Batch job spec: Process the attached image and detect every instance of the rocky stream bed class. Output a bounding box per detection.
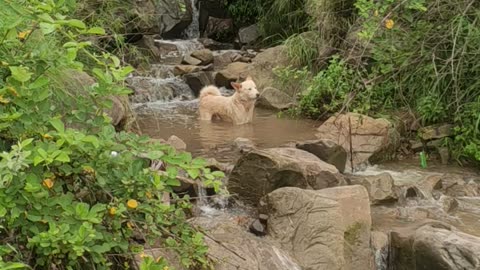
[117,3,480,269]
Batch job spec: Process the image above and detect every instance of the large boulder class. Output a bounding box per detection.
[347,173,397,204]
[238,24,260,44]
[248,45,291,93]
[316,113,400,169]
[183,72,214,97]
[390,223,480,270]
[264,186,374,270]
[58,69,133,130]
[257,87,295,111]
[190,217,302,270]
[214,62,250,88]
[228,148,345,205]
[296,139,348,173]
[159,0,193,38]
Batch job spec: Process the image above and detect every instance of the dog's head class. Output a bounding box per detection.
[231,76,259,101]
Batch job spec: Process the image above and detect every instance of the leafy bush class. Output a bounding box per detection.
[0,1,222,269]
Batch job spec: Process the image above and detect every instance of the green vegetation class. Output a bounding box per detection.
[244,0,480,164]
[0,1,223,269]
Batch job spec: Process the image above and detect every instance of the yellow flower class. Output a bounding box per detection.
[7,86,18,97]
[385,19,394,29]
[139,252,146,258]
[42,178,54,189]
[163,266,169,270]
[146,191,153,199]
[126,221,134,229]
[108,207,117,216]
[42,134,53,140]
[127,199,138,209]
[0,95,10,104]
[374,10,379,17]
[18,30,32,40]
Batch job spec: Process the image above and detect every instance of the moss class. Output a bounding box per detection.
[344,222,364,245]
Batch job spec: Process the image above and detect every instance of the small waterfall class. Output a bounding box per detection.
[184,0,200,39]
[127,76,195,104]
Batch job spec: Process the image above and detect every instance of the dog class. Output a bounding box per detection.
[198,77,259,125]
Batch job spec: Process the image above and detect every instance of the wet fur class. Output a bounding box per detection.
[198,77,259,125]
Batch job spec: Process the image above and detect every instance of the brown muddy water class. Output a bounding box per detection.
[134,100,318,161]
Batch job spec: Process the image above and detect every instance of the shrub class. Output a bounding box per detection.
[0,1,222,269]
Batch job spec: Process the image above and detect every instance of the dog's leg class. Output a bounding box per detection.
[199,110,213,121]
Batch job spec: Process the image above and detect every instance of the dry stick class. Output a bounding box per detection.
[348,116,354,172]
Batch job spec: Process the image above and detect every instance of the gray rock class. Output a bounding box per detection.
[296,139,347,172]
[316,113,400,169]
[183,72,214,97]
[249,219,266,236]
[265,185,373,270]
[182,54,202,66]
[190,49,214,65]
[232,137,255,152]
[257,87,295,111]
[347,173,397,204]
[238,24,260,44]
[228,148,346,205]
[214,62,250,88]
[167,135,186,151]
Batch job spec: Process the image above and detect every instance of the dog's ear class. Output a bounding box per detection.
[231,82,242,91]
[245,76,253,81]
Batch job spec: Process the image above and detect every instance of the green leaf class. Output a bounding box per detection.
[56,152,70,163]
[29,76,50,89]
[166,178,180,187]
[86,27,106,35]
[20,138,34,147]
[2,262,28,270]
[0,206,6,217]
[186,168,200,179]
[49,118,65,133]
[82,135,99,148]
[9,66,32,82]
[37,148,48,159]
[39,22,56,34]
[65,19,86,29]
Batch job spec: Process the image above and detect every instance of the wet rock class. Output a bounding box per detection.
[347,173,397,204]
[232,137,255,153]
[182,54,202,66]
[214,62,250,88]
[249,219,266,236]
[127,77,192,103]
[198,38,235,50]
[316,113,400,169]
[391,223,480,270]
[257,87,295,111]
[247,45,291,92]
[159,0,193,38]
[213,50,243,69]
[190,49,214,65]
[296,139,347,173]
[203,17,234,40]
[265,186,373,270]
[228,148,346,205]
[371,231,389,270]
[183,72,214,97]
[173,65,203,76]
[238,24,260,44]
[190,217,301,270]
[438,147,450,165]
[441,173,479,197]
[167,135,187,151]
[258,214,268,223]
[205,158,234,174]
[418,123,454,141]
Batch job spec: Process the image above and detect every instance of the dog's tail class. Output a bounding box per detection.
[199,85,221,100]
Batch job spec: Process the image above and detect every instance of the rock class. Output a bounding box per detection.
[203,17,234,41]
[167,135,187,151]
[418,123,454,141]
[198,38,235,50]
[347,173,397,204]
[159,0,193,38]
[191,217,302,270]
[264,186,373,270]
[257,87,295,110]
[183,72,214,97]
[232,137,255,153]
[59,69,133,130]
[249,219,266,236]
[391,224,480,269]
[127,77,176,103]
[316,113,400,169]
[258,214,269,223]
[371,231,389,270]
[173,65,203,76]
[438,147,449,165]
[296,139,347,173]
[190,49,214,65]
[238,24,260,44]
[441,173,479,197]
[182,54,202,66]
[213,50,243,69]
[228,148,346,205]
[214,62,250,88]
